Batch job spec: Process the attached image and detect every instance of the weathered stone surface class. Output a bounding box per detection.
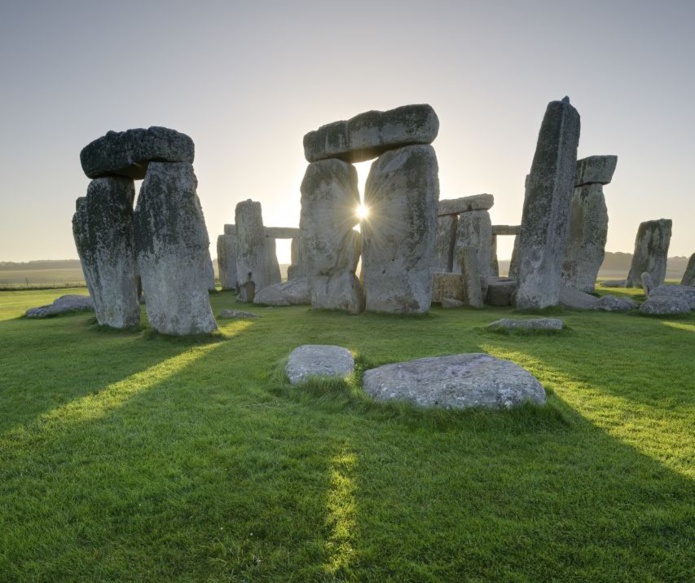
[485,278,516,307]
[441,298,465,308]
[453,210,493,279]
[458,247,483,308]
[80,126,194,179]
[432,214,457,272]
[438,194,494,216]
[363,353,546,410]
[235,200,282,297]
[626,219,672,288]
[649,284,695,309]
[300,159,364,313]
[641,272,655,296]
[431,273,464,303]
[515,98,581,309]
[253,277,310,306]
[224,224,236,236]
[492,225,521,236]
[562,183,608,293]
[487,318,565,331]
[217,233,238,291]
[639,296,691,316]
[362,145,439,313]
[303,104,439,163]
[594,295,638,312]
[25,294,94,318]
[134,162,217,335]
[72,177,140,329]
[600,279,627,288]
[286,345,355,385]
[287,237,307,280]
[218,309,259,319]
[559,285,600,310]
[575,155,618,186]
[680,253,695,286]
[264,227,300,239]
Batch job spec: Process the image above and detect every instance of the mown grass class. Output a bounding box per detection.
[0,268,86,290]
[0,288,693,582]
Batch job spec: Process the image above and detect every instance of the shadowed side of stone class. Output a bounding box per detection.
[681,253,695,286]
[217,233,239,291]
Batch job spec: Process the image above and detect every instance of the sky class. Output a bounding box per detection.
[1,0,694,263]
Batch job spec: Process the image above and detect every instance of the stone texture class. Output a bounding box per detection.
[485,278,516,306]
[362,145,439,314]
[72,177,140,329]
[558,285,600,310]
[300,159,364,314]
[649,284,695,309]
[514,98,581,309]
[438,194,494,216]
[80,126,194,179]
[25,294,94,318]
[680,253,695,286]
[235,200,282,297]
[561,183,608,293]
[639,296,691,316]
[641,272,655,296]
[492,225,521,236]
[264,227,300,239]
[286,345,355,385]
[303,104,439,163]
[431,273,465,304]
[575,155,618,186]
[599,279,627,288]
[287,238,307,280]
[253,277,310,306]
[625,219,672,288]
[217,233,239,291]
[441,298,465,308]
[594,295,638,312]
[453,210,493,279]
[432,214,458,272]
[133,162,217,335]
[487,318,565,331]
[363,353,546,410]
[458,247,483,308]
[218,309,259,319]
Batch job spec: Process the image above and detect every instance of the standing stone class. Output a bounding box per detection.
[235,200,281,297]
[453,210,493,279]
[490,235,499,277]
[362,145,439,313]
[682,253,695,286]
[432,214,458,272]
[72,177,140,329]
[134,162,217,335]
[287,238,307,280]
[561,183,609,293]
[458,247,483,308]
[217,233,238,291]
[625,219,672,288]
[300,159,364,314]
[514,98,581,309]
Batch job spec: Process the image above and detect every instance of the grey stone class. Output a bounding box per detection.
[362,145,439,314]
[649,284,695,309]
[441,298,465,308]
[25,294,94,318]
[431,273,464,304]
[303,104,439,163]
[639,296,691,316]
[562,183,608,293]
[363,353,546,410]
[264,227,301,239]
[432,214,457,272]
[80,126,194,179]
[72,177,140,329]
[487,318,565,331]
[485,278,516,307]
[559,285,600,310]
[594,295,638,312]
[218,309,259,319]
[575,155,618,186]
[134,162,217,335]
[458,247,484,308]
[217,233,239,291]
[286,345,355,385]
[300,159,364,314]
[224,224,236,236]
[438,194,494,216]
[599,279,627,288]
[626,219,672,288]
[515,98,581,309]
[680,253,695,286]
[253,277,310,306]
[492,225,521,236]
[235,200,282,297]
[641,272,655,296]
[453,210,493,279]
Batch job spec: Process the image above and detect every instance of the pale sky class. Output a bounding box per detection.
[2,0,694,263]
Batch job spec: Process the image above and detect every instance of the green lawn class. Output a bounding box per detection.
[0,288,693,582]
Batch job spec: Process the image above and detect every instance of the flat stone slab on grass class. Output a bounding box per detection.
[286,345,355,385]
[80,126,195,179]
[559,285,600,310]
[253,277,310,306]
[487,318,565,332]
[25,295,94,318]
[594,295,638,312]
[363,353,546,410]
[649,284,695,310]
[217,309,259,319]
[639,296,691,316]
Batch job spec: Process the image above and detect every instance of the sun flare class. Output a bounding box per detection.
[356,204,369,220]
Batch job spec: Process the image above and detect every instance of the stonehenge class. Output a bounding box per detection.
[625,219,672,288]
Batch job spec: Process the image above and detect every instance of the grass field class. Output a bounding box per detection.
[0,288,693,581]
[0,268,85,289]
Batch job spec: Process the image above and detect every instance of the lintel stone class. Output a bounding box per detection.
[438,194,494,216]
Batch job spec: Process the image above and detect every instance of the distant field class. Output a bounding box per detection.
[0,268,85,289]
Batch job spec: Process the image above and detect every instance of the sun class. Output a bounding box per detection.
[356,203,369,220]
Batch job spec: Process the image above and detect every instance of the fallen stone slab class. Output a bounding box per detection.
[80,126,195,179]
[575,155,618,186]
[485,278,516,307]
[559,285,600,310]
[217,309,259,319]
[487,318,565,332]
[286,345,355,385]
[594,295,638,312]
[441,298,465,309]
[303,104,439,163]
[639,296,691,316]
[25,295,94,318]
[363,353,546,410]
[438,194,494,216]
[649,284,695,309]
[253,277,310,306]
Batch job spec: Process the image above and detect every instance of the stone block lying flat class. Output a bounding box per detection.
[303,104,439,163]
[438,194,494,216]
[80,126,195,179]
[286,345,355,385]
[575,155,618,186]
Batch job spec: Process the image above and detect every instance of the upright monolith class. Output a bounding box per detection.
[625,219,672,288]
[217,233,239,291]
